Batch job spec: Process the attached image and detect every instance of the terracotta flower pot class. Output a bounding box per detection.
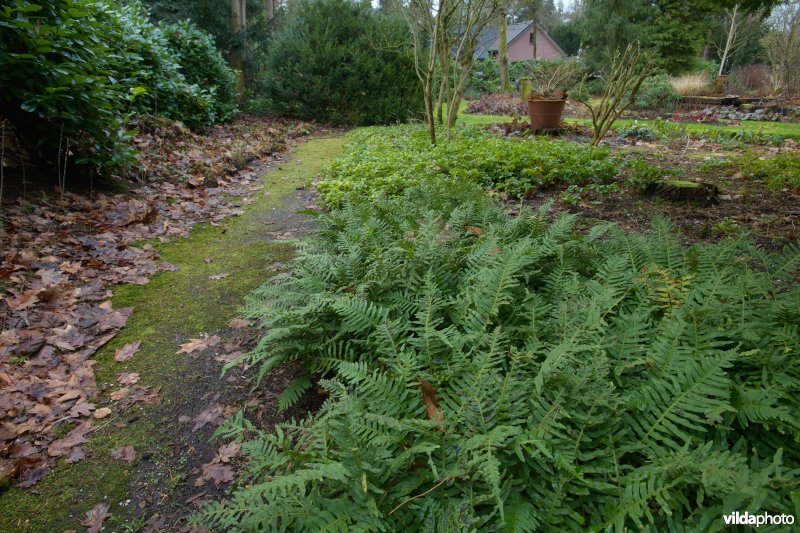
[713,75,729,94]
[527,94,567,131]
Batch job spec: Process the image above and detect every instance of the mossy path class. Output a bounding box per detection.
[0,135,345,532]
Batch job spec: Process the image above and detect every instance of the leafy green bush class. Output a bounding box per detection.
[200,182,800,531]
[1,0,139,170]
[634,74,680,111]
[161,19,238,123]
[0,0,236,174]
[259,0,422,125]
[318,125,619,206]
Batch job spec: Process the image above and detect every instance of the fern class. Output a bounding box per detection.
[199,169,800,531]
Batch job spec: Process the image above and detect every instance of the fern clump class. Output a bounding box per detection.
[200,181,800,531]
[317,125,618,207]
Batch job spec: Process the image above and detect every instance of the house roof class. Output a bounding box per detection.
[474,20,566,59]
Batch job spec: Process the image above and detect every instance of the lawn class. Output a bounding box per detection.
[450,100,800,139]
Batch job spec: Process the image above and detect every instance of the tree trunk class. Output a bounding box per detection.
[532,25,538,59]
[264,0,274,20]
[424,78,436,144]
[498,12,511,92]
[719,4,739,76]
[231,0,247,97]
[436,38,451,125]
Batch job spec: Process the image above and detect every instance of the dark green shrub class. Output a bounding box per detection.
[161,19,238,123]
[259,0,422,125]
[467,59,500,96]
[634,73,680,111]
[200,181,800,531]
[0,0,139,171]
[0,0,236,175]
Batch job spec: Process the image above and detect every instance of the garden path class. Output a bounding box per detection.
[0,135,345,532]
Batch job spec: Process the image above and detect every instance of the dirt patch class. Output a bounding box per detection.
[515,136,800,249]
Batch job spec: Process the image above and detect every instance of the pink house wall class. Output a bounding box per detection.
[507,29,564,62]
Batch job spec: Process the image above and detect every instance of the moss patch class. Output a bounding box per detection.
[0,135,345,532]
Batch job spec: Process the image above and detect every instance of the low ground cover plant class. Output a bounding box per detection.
[731,152,800,189]
[317,125,618,205]
[201,179,800,530]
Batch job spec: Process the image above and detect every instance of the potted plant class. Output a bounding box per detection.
[525,60,583,131]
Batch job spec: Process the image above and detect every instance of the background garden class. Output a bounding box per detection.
[1,0,800,531]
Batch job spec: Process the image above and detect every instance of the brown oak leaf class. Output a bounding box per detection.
[177,335,221,355]
[195,462,233,487]
[110,445,136,463]
[192,404,225,431]
[114,341,141,362]
[117,372,140,385]
[81,502,110,533]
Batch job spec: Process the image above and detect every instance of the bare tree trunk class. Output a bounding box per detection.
[499,12,511,92]
[264,0,274,20]
[231,0,247,97]
[424,76,436,144]
[436,34,451,125]
[446,56,476,135]
[532,25,538,59]
[702,28,712,60]
[719,4,739,76]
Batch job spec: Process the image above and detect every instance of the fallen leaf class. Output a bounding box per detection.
[93,407,112,419]
[418,379,445,430]
[48,423,92,457]
[177,335,221,355]
[195,462,234,486]
[209,272,229,280]
[110,387,130,401]
[110,445,136,463]
[37,268,64,286]
[15,464,50,488]
[65,446,87,464]
[81,502,110,533]
[117,372,140,385]
[215,442,241,463]
[114,341,141,362]
[465,225,485,237]
[193,404,225,431]
[204,257,214,264]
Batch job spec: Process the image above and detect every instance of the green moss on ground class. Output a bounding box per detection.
[0,135,345,532]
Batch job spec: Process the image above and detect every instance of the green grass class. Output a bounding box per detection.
[567,117,800,140]
[451,97,800,139]
[0,136,346,533]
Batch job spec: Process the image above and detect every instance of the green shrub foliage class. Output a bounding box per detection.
[160,19,238,123]
[200,179,800,530]
[633,74,680,111]
[318,126,619,206]
[260,0,422,125]
[0,0,237,174]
